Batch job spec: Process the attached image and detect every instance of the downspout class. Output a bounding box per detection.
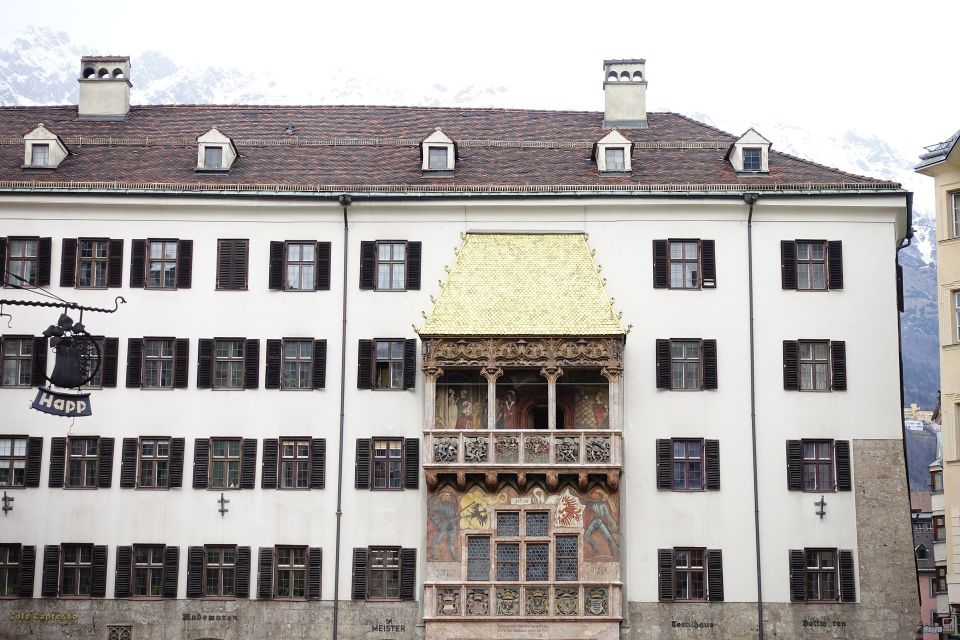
[744,191,764,639]
[332,193,352,640]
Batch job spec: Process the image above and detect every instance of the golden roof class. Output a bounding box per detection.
[420,232,625,336]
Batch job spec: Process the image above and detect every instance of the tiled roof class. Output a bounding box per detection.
[0,105,900,193]
[419,233,625,337]
[910,490,932,512]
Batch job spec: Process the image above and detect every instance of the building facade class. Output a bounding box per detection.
[0,57,918,639]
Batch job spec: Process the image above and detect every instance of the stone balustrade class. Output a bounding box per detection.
[424,582,622,620]
[424,430,622,469]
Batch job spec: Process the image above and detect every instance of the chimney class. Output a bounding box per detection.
[78,56,131,120]
[603,59,647,129]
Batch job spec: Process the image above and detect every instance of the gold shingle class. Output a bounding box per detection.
[420,233,625,336]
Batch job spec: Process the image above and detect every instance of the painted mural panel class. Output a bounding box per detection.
[436,376,487,429]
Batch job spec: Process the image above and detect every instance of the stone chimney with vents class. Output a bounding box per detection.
[603,59,647,129]
[78,56,131,120]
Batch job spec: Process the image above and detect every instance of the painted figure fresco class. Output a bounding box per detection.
[427,489,461,561]
[436,384,486,429]
[583,486,619,560]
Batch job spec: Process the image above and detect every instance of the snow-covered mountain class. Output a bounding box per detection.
[0,27,940,407]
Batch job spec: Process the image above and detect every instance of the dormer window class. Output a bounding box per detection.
[594,129,633,173]
[204,146,223,170]
[428,147,448,171]
[23,124,68,169]
[197,127,237,172]
[30,144,50,167]
[605,148,625,171]
[421,128,456,173]
[727,129,771,174]
[742,147,762,172]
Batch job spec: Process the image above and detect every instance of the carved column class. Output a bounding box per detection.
[540,367,564,429]
[482,366,503,430]
[601,367,622,431]
[424,366,444,430]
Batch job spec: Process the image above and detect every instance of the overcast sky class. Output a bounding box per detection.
[3,0,957,153]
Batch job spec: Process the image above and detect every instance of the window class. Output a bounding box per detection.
[5,238,38,286]
[374,339,405,389]
[781,240,842,291]
[147,240,178,289]
[210,439,241,489]
[804,549,837,601]
[144,339,174,388]
[468,510,569,583]
[214,339,245,389]
[82,336,105,388]
[670,340,701,390]
[1,337,34,387]
[916,545,929,561]
[789,548,854,602]
[935,566,948,593]
[138,438,170,488]
[0,437,27,486]
[555,535,578,581]
[203,146,223,170]
[467,536,490,581]
[280,439,310,489]
[653,239,716,289]
[367,547,400,599]
[783,340,846,392]
[285,242,315,291]
[67,437,99,488]
[77,239,108,288]
[215,239,249,290]
[932,469,944,493]
[656,339,717,391]
[796,241,826,290]
[786,439,850,492]
[802,440,834,491]
[954,291,960,343]
[799,340,830,390]
[742,147,762,172]
[376,242,406,291]
[133,545,164,597]
[427,147,448,170]
[953,193,960,238]
[672,440,703,490]
[935,515,946,542]
[372,439,402,489]
[669,240,700,289]
[604,147,625,171]
[61,544,93,596]
[283,340,313,389]
[204,546,236,597]
[275,547,307,598]
[30,143,50,166]
[674,548,706,601]
[0,545,20,595]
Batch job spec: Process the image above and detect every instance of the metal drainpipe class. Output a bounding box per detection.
[332,193,352,640]
[744,191,764,639]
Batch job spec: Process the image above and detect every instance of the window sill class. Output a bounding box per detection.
[598,171,631,177]
[200,595,237,600]
[195,168,231,174]
[370,288,409,293]
[20,165,58,171]
[140,386,176,391]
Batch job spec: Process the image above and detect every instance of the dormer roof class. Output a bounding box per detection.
[22,123,69,169]
[421,128,456,172]
[726,128,771,173]
[593,129,633,173]
[196,127,237,171]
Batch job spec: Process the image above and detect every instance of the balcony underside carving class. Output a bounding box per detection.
[425,468,620,492]
[422,336,625,372]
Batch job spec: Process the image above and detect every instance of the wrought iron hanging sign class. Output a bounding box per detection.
[31,313,99,417]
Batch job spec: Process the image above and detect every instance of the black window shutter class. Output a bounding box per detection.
[261,438,279,489]
[655,339,671,389]
[193,439,209,489]
[97,437,114,488]
[101,337,119,387]
[831,340,847,391]
[652,240,668,288]
[786,440,803,491]
[355,439,370,489]
[351,548,368,600]
[313,339,327,389]
[404,438,420,489]
[835,440,852,491]
[91,545,108,598]
[244,338,260,389]
[176,239,193,289]
[258,547,274,599]
[130,239,146,287]
[186,547,203,598]
[169,438,185,488]
[36,238,51,286]
[316,242,331,290]
[174,339,190,388]
[405,241,422,290]
[311,438,326,489]
[707,549,724,602]
[236,546,251,598]
[126,338,143,388]
[658,548,674,601]
[30,337,47,386]
[0,239,6,281]
[359,241,376,289]
[656,439,673,490]
[403,338,417,389]
[782,340,799,390]
[838,550,856,602]
[196,339,213,389]
[781,240,798,289]
[163,546,179,598]
[25,437,43,487]
[827,240,844,290]
[217,241,232,289]
[308,548,322,599]
[41,545,60,597]
[120,437,138,488]
[705,439,720,490]
[357,339,373,389]
[701,239,716,288]
[18,545,35,597]
[789,550,806,601]
[400,548,416,600]
[107,238,124,287]
[268,241,284,290]
[702,339,718,390]
[48,437,66,488]
[115,546,132,597]
[265,339,282,389]
[241,439,257,489]
[60,238,78,287]
[896,264,904,313]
